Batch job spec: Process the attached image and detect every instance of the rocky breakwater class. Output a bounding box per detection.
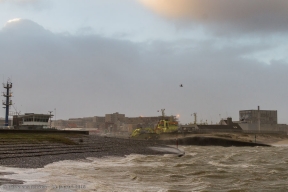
[0,134,177,169]
[161,136,271,147]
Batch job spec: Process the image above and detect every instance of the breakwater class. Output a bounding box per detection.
[0,134,174,168]
[0,131,278,169]
[162,136,271,147]
[0,129,89,135]
[2,145,287,191]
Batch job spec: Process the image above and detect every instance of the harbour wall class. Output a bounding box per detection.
[0,129,89,135]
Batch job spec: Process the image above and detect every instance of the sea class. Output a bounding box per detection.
[0,145,288,192]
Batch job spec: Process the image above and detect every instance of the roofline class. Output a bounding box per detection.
[13,114,53,117]
[239,110,277,112]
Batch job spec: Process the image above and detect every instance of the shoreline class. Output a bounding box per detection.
[152,132,288,146]
[0,132,287,186]
[0,135,178,169]
[0,132,287,188]
[0,132,287,170]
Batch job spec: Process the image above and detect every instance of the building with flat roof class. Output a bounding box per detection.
[51,112,179,134]
[239,110,277,124]
[238,109,288,133]
[105,112,125,123]
[13,113,53,129]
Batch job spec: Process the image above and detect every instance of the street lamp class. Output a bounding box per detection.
[48,111,53,128]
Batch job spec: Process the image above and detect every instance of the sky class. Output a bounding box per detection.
[1,0,288,124]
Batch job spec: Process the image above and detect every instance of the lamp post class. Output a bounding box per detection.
[54,108,56,128]
[48,111,53,128]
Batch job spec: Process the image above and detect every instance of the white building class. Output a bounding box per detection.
[13,113,53,129]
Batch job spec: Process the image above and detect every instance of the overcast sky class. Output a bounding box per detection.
[1,0,288,124]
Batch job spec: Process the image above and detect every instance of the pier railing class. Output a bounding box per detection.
[242,130,287,135]
[179,129,287,135]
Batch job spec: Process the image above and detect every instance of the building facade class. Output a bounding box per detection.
[239,110,277,124]
[13,113,53,129]
[238,109,288,133]
[105,112,125,123]
[51,112,178,134]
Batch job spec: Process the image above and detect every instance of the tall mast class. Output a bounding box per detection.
[193,113,197,125]
[2,80,12,127]
[161,109,165,120]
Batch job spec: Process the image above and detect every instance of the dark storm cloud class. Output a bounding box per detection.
[1,19,288,123]
[140,0,288,35]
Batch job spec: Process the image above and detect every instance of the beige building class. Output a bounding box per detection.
[238,109,287,133]
[105,112,125,123]
[93,116,105,123]
[239,110,277,124]
[51,112,178,134]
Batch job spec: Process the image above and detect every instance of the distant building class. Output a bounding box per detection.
[105,112,125,123]
[51,112,178,134]
[93,116,105,123]
[66,118,85,128]
[238,109,287,133]
[239,110,277,124]
[179,117,242,132]
[125,116,161,125]
[13,113,53,129]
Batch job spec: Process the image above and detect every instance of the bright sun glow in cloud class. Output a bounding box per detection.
[7,18,22,23]
[5,18,22,27]
[139,0,288,20]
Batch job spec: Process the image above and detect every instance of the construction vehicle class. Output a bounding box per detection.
[131,109,179,138]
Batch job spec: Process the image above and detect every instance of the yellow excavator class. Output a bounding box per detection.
[131,109,179,138]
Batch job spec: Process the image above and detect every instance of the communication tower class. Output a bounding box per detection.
[2,80,12,126]
[193,113,197,125]
[161,109,165,119]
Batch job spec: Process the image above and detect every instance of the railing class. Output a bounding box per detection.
[178,129,287,135]
[0,126,14,129]
[179,129,242,134]
[243,130,287,135]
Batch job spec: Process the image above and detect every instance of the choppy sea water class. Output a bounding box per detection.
[0,145,288,192]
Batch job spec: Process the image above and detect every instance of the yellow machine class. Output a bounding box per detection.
[131,109,179,138]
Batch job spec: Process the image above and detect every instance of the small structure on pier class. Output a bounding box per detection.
[13,113,54,129]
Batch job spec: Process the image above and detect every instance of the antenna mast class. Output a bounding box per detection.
[161,109,165,120]
[193,113,197,125]
[2,80,12,127]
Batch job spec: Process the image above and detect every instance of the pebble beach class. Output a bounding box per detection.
[0,135,177,169]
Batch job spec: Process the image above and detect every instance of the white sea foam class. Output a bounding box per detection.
[1,146,288,191]
[208,160,253,168]
[272,144,288,147]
